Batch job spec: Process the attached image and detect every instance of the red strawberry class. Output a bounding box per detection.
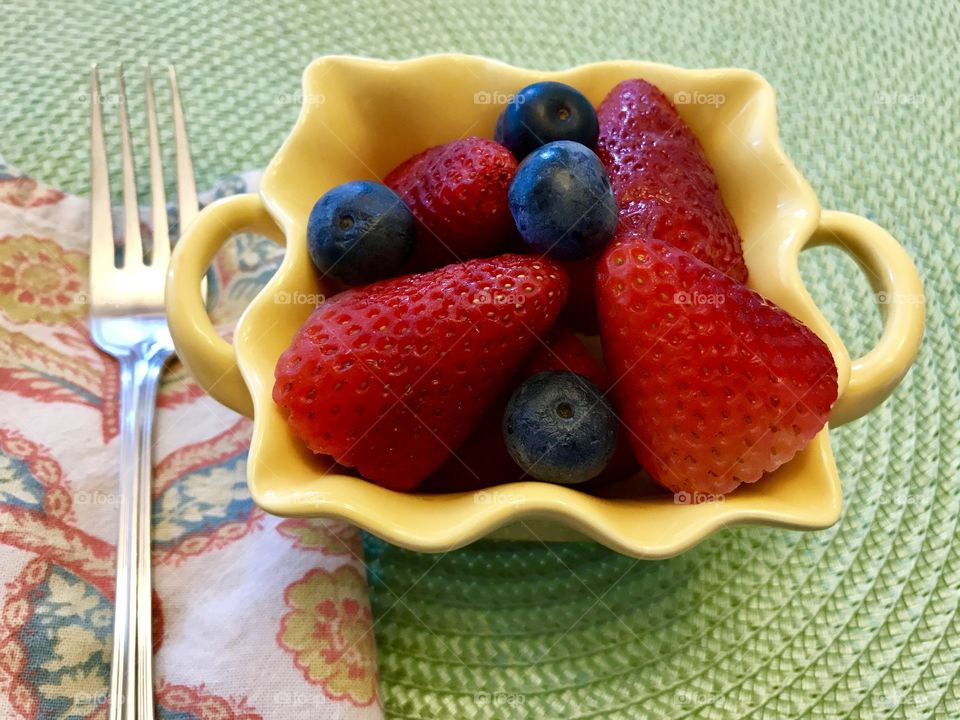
[424,328,635,492]
[385,137,518,269]
[596,79,748,282]
[418,402,517,493]
[522,327,607,388]
[273,255,567,491]
[557,257,601,335]
[597,233,837,496]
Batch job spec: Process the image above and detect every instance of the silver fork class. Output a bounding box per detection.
[89,64,198,720]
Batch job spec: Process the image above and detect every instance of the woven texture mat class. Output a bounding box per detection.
[4,0,958,717]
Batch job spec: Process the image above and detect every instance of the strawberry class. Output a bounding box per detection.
[418,402,517,493]
[557,257,601,335]
[273,255,567,491]
[596,79,748,282]
[424,327,637,492]
[385,137,518,269]
[597,233,837,496]
[521,327,607,388]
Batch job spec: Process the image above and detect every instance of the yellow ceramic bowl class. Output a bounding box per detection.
[165,55,924,558]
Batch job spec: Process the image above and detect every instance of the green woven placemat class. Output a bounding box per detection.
[4,0,958,717]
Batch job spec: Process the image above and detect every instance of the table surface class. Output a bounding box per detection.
[3,0,958,718]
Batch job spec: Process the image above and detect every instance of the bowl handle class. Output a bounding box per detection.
[802,210,924,426]
[165,193,284,418]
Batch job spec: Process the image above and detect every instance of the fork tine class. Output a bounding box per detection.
[143,65,169,268]
[89,65,116,276]
[168,66,198,234]
[117,65,144,268]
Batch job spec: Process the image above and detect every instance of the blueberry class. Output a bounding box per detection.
[307,180,415,285]
[503,371,619,485]
[495,81,599,159]
[508,141,618,260]
[494,110,506,147]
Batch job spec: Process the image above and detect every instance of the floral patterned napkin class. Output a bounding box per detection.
[0,160,382,720]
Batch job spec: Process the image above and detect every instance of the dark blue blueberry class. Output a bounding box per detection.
[307,180,415,285]
[503,371,619,485]
[508,141,618,260]
[494,109,506,146]
[495,81,599,159]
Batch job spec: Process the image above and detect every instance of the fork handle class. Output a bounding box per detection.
[110,347,169,720]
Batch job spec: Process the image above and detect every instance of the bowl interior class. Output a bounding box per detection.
[231,55,842,556]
